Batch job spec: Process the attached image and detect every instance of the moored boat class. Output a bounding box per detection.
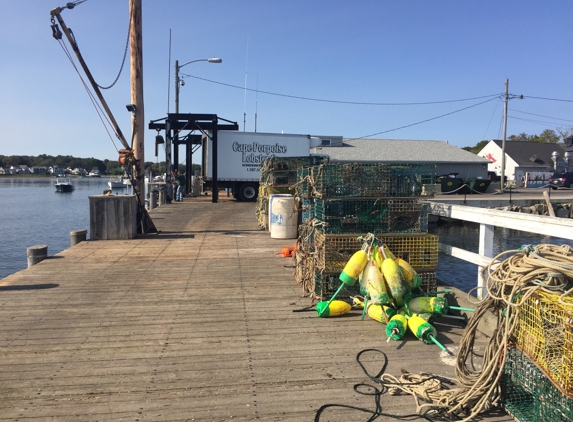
[55,177,74,193]
[108,177,126,189]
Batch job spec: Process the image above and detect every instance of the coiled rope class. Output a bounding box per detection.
[315,244,573,421]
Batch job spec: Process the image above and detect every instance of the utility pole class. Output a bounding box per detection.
[129,0,145,208]
[500,79,509,193]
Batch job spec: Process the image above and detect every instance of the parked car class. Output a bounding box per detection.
[487,171,501,181]
[548,171,573,189]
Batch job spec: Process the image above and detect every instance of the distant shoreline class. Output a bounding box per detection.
[0,174,86,178]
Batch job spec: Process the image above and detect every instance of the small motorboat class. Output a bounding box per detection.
[108,177,126,189]
[55,177,74,193]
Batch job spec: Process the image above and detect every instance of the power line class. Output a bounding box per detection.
[481,96,502,141]
[348,97,499,140]
[182,74,501,106]
[522,95,573,103]
[508,115,568,127]
[510,109,573,123]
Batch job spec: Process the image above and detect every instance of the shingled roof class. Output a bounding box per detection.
[312,138,489,163]
[489,140,568,168]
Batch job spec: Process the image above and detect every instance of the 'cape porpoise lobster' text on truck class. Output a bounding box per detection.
[201,131,324,201]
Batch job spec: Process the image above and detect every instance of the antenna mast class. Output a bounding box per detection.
[243,37,249,132]
[255,72,258,132]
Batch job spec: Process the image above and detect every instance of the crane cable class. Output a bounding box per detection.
[53,34,120,153]
[95,12,131,90]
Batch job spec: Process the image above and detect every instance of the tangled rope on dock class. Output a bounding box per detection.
[421,243,573,420]
[315,244,573,421]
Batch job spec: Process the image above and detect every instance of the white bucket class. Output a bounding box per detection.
[269,194,298,239]
[268,194,292,231]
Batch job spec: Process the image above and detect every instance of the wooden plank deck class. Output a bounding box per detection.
[0,195,511,421]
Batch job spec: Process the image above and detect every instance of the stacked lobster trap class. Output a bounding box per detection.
[501,291,573,422]
[256,156,328,229]
[293,162,439,301]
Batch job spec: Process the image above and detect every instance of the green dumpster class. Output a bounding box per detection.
[440,177,463,194]
[467,179,491,194]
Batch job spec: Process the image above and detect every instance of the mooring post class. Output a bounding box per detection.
[70,230,88,247]
[27,245,48,268]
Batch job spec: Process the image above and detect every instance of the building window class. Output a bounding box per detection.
[321,139,331,146]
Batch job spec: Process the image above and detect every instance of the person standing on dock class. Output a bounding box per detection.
[175,169,186,202]
[170,169,177,202]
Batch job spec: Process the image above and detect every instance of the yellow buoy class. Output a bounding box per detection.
[366,302,396,324]
[339,249,368,286]
[381,244,396,260]
[386,314,407,340]
[395,258,422,290]
[365,261,391,305]
[408,297,449,315]
[316,300,352,317]
[407,314,438,344]
[359,260,374,297]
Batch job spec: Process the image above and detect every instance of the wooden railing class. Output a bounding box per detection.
[427,202,573,299]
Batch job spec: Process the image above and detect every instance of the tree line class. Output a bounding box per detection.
[0,154,200,175]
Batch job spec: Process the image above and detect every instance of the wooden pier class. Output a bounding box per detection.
[0,195,511,421]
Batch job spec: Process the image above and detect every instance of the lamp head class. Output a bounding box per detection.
[126,104,137,113]
[551,151,559,162]
[208,57,222,63]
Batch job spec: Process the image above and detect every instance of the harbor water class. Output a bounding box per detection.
[428,222,573,293]
[2,178,573,293]
[0,177,129,279]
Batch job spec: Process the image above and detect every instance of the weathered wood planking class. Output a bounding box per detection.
[0,196,511,421]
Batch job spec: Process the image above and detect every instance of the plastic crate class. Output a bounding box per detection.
[501,346,573,422]
[311,198,428,234]
[314,232,439,273]
[512,290,573,398]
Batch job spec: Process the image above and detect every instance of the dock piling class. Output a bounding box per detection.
[27,245,47,267]
[70,229,88,246]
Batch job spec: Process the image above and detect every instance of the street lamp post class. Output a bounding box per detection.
[174,57,222,114]
[167,57,222,197]
[551,151,559,172]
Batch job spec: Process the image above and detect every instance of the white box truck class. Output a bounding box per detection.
[201,131,323,201]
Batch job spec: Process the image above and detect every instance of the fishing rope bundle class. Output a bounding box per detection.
[400,244,573,420]
[315,244,573,421]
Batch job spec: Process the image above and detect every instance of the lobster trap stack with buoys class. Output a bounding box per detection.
[313,232,439,299]
[292,162,438,301]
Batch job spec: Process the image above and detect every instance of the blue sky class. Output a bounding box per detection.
[1,0,573,162]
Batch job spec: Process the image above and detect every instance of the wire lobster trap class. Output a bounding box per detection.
[314,232,439,273]
[313,270,438,301]
[501,346,573,422]
[260,156,327,188]
[512,290,573,398]
[294,223,316,293]
[295,162,436,199]
[311,198,429,234]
